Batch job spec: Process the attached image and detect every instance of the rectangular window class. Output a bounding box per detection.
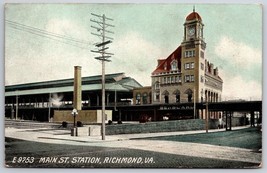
[171,76,174,83]
[155,93,160,101]
[155,82,160,90]
[185,51,189,57]
[191,75,194,82]
[167,77,170,84]
[175,76,178,83]
[185,50,195,58]
[185,62,194,69]
[185,75,190,82]
[191,62,194,69]
[185,63,190,69]
[201,51,204,58]
[201,63,204,70]
[178,76,181,83]
[201,75,204,83]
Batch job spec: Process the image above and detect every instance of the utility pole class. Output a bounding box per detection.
[91,13,114,140]
[205,101,209,133]
[48,92,51,122]
[193,87,196,119]
[15,92,19,120]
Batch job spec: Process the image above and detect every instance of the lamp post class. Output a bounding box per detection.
[71,108,78,136]
[72,108,78,127]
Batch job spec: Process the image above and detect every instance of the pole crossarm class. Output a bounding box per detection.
[91,32,114,40]
[90,19,115,28]
[98,47,109,51]
[91,50,114,55]
[91,13,114,21]
[91,26,114,34]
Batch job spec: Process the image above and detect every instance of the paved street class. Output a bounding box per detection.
[5,122,262,168]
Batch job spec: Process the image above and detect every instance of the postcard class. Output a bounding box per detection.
[4,3,262,168]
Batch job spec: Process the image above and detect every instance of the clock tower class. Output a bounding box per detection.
[181,9,206,102]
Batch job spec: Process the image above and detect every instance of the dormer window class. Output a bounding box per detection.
[171,60,178,71]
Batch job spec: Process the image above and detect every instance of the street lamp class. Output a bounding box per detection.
[72,108,78,127]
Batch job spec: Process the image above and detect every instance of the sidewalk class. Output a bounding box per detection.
[5,125,262,165]
[5,125,248,143]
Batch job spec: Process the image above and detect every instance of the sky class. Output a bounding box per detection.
[5,3,262,101]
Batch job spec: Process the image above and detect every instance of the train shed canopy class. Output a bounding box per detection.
[5,72,142,97]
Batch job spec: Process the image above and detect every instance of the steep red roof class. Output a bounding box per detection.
[186,11,202,21]
[152,46,181,75]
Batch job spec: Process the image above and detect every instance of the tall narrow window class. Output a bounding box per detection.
[201,63,204,70]
[155,82,160,90]
[191,62,194,69]
[178,76,181,83]
[171,60,178,71]
[188,93,192,102]
[201,51,204,58]
[201,76,204,83]
[143,93,148,104]
[155,92,160,101]
[165,95,169,104]
[191,75,194,82]
[162,90,169,104]
[176,94,180,103]
[185,89,193,103]
[171,76,174,83]
[173,89,181,103]
[136,93,141,105]
[167,77,170,84]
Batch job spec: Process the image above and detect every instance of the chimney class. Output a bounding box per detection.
[73,66,82,110]
[210,63,214,75]
[214,67,218,76]
[157,59,164,66]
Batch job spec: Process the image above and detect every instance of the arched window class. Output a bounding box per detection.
[165,95,169,104]
[162,90,169,104]
[173,89,180,103]
[185,89,193,103]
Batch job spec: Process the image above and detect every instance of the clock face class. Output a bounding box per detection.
[188,27,195,36]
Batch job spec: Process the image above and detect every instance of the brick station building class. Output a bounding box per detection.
[133,9,223,120]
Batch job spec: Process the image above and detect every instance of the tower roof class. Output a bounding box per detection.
[186,11,202,21]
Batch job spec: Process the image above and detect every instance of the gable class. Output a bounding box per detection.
[152,46,182,75]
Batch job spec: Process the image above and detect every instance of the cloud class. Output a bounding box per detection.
[5,18,98,85]
[219,70,262,101]
[45,18,90,40]
[214,36,261,68]
[213,36,262,101]
[106,31,164,86]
